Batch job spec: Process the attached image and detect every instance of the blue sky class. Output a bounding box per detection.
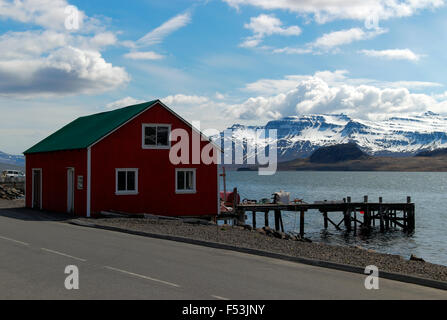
[1,0,447,154]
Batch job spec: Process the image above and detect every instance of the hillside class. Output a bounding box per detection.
[309,143,368,164]
[416,148,447,157]
[279,146,447,172]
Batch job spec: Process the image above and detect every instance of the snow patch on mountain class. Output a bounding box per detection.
[220,112,447,162]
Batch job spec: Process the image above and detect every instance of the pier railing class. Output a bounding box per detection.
[224,194,415,237]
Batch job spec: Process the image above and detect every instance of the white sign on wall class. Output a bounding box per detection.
[77,176,84,190]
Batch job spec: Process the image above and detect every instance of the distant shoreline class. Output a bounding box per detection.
[233,155,447,172]
[236,167,447,172]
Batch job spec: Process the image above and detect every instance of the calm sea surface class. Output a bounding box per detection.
[225,171,447,266]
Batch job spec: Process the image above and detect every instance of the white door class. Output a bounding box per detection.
[67,168,74,214]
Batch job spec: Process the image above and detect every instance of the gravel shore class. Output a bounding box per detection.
[79,216,447,283]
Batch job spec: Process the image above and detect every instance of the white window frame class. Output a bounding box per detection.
[142,124,172,150]
[115,168,139,195]
[175,168,197,194]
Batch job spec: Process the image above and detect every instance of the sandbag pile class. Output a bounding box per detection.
[0,185,24,200]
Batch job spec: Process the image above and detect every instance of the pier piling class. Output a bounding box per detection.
[264,211,269,228]
[252,211,256,229]
[274,210,281,232]
[300,210,305,237]
[227,195,415,237]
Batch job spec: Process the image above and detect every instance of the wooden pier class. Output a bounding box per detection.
[225,194,415,237]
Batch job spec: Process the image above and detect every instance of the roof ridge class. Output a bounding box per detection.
[78,100,159,119]
[24,100,159,154]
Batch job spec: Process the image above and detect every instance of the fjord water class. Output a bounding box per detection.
[226,171,447,266]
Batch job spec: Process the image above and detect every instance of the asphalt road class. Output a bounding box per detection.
[0,208,445,300]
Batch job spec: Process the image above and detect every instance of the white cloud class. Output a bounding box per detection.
[273,47,312,54]
[271,27,386,55]
[87,32,118,49]
[244,75,310,95]
[434,91,447,100]
[124,51,165,60]
[360,49,422,61]
[0,0,103,31]
[123,12,192,59]
[240,14,301,48]
[0,2,129,97]
[162,94,210,106]
[106,97,145,109]
[313,27,387,49]
[160,94,235,131]
[137,12,192,47]
[223,0,444,23]
[215,92,226,100]
[0,30,67,59]
[243,70,350,95]
[245,14,301,37]
[239,38,262,48]
[0,46,130,97]
[226,70,446,121]
[243,70,442,95]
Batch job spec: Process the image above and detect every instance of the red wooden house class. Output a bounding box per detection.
[24,100,220,218]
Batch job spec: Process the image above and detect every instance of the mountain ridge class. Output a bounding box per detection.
[222,112,447,162]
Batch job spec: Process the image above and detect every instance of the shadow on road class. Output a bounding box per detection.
[0,207,75,222]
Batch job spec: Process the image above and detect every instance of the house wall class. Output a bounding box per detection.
[25,149,87,216]
[90,103,219,217]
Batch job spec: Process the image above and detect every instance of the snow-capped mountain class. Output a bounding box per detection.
[219,112,447,162]
[0,151,25,167]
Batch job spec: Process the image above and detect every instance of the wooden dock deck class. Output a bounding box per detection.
[224,195,415,237]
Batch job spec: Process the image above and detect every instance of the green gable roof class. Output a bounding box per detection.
[24,100,159,155]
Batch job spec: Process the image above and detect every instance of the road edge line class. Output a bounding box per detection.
[68,221,447,291]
